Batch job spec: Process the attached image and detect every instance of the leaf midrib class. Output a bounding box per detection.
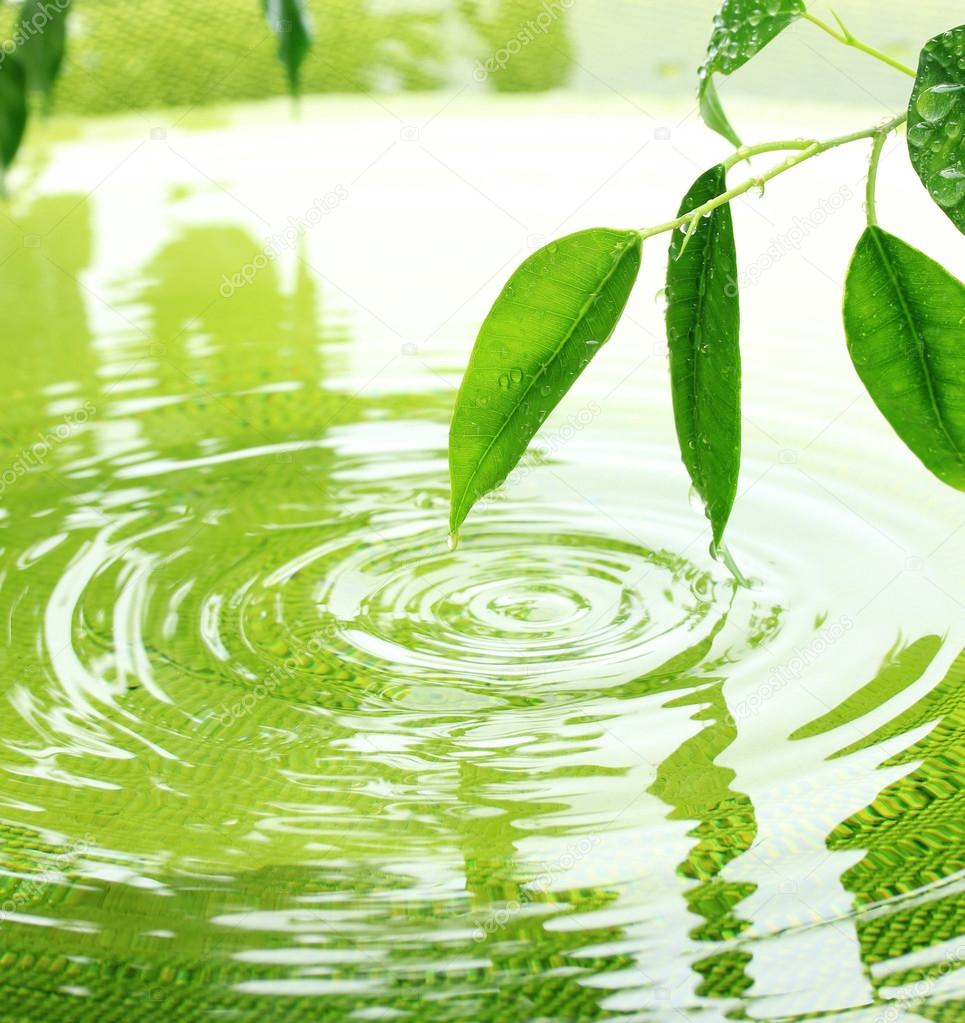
[869,228,964,463]
[687,215,716,498]
[452,236,638,528]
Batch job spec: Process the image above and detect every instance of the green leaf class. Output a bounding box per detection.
[263,0,312,95]
[843,226,965,490]
[665,164,741,547]
[906,24,965,235]
[0,51,28,182]
[449,228,642,535]
[699,76,741,150]
[698,0,806,146]
[15,0,71,105]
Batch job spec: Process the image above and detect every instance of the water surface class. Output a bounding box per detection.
[0,99,962,1021]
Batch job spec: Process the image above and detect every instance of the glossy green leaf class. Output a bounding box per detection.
[0,51,28,183]
[16,0,71,104]
[263,0,312,95]
[843,227,965,490]
[698,0,806,146]
[449,228,642,535]
[666,164,741,548]
[906,24,965,235]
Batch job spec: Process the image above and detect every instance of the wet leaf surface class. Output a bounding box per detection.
[665,164,741,547]
[449,228,642,534]
[844,226,965,490]
[907,24,965,235]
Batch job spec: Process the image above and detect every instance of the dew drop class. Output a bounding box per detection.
[498,373,510,389]
[928,167,965,208]
[447,530,459,552]
[916,83,963,123]
[510,368,523,384]
[907,122,934,148]
[654,287,669,309]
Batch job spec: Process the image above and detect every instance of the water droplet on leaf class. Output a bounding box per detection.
[916,83,963,122]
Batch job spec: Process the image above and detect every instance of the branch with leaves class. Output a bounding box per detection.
[448,5,965,570]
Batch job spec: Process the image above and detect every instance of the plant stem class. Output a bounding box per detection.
[722,139,816,171]
[802,11,916,78]
[865,130,887,227]
[639,112,906,239]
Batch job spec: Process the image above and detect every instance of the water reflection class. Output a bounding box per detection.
[0,202,961,1022]
[799,643,965,1012]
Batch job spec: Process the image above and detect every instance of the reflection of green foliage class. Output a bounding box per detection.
[818,645,964,1007]
[790,633,943,742]
[0,0,446,115]
[460,0,573,91]
[650,681,757,998]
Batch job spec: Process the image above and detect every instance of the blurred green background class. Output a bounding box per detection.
[1,0,960,116]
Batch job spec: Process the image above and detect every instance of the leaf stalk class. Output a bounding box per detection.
[801,10,916,78]
[640,112,907,240]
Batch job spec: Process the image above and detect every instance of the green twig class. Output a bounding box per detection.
[865,130,888,227]
[802,10,916,78]
[639,112,906,239]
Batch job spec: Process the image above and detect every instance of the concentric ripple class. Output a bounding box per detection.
[256,511,726,689]
[1,177,963,1023]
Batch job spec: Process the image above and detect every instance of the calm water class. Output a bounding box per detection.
[0,99,962,1021]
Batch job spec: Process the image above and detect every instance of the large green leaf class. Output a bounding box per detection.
[699,0,806,146]
[665,164,741,547]
[449,228,642,535]
[263,0,312,95]
[906,24,965,235]
[0,51,28,181]
[16,0,71,104]
[843,227,965,490]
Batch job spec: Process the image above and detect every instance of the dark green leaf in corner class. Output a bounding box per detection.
[16,0,71,105]
[449,228,642,535]
[263,0,313,95]
[0,52,28,183]
[699,0,806,146]
[666,164,741,547]
[843,227,965,490]
[907,24,965,235]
